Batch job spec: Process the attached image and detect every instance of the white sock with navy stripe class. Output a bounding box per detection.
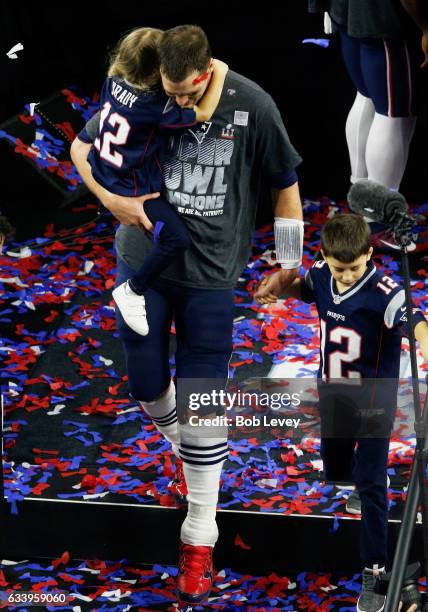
[179,432,228,547]
[138,381,179,457]
[366,112,416,190]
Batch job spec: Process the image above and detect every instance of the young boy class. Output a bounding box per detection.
[255,213,428,612]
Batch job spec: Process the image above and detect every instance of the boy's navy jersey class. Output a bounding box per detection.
[86,77,197,197]
[300,259,426,380]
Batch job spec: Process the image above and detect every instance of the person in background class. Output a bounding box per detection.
[308,0,428,250]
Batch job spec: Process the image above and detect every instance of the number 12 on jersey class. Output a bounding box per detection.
[94,101,130,168]
[320,319,362,380]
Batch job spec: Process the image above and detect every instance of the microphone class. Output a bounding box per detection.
[347,179,408,225]
[347,180,418,246]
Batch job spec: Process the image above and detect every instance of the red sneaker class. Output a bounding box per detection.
[177,541,213,605]
[369,223,417,252]
[168,458,188,503]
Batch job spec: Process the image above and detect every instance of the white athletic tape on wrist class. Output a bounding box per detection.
[274,217,304,269]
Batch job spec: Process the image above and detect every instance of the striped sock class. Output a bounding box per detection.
[139,381,179,457]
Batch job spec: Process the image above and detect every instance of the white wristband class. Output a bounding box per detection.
[274,217,304,270]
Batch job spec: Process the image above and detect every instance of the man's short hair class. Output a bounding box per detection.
[159,25,211,82]
[321,214,371,262]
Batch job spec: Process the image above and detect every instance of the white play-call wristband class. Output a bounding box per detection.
[274,217,304,269]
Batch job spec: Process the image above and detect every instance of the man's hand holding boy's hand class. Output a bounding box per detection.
[254,268,298,304]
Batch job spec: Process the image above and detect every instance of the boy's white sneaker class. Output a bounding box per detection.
[112,280,149,336]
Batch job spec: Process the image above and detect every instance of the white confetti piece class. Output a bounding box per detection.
[217,582,231,590]
[0,276,28,287]
[47,404,65,416]
[288,444,304,457]
[83,491,110,500]
[24,300,35,310]
[255,478,278,488]
[100,588,132,601]
[7,246,32,258]
[78,261,94,275]
[29,102,39,116]
[117,406,140,415]
[99,356,113,366]
[1,559,29,565]
[305,486,318,496]
[6,42,24,59]
[30,346,44,356]
[321,585,338,592]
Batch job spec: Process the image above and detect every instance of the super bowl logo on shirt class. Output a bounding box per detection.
[163,122,235,218]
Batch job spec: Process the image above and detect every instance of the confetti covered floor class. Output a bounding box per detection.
[1,197,427,609]
[1,554,426,611]
[2,198,427,518]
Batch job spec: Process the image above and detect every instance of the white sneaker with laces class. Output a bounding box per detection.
[112,280,149,336]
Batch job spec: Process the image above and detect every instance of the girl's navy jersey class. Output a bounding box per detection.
[87,77,197,196]
[300,260,426,380]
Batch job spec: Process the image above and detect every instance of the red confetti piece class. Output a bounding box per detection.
[52,551,71,569]
[58,573,85,584]
[234,534,252,550]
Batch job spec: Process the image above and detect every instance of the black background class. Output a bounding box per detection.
[0,0,426,204]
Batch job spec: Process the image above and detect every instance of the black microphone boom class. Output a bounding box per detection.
[348,180,418,246]
[347,179,408,225]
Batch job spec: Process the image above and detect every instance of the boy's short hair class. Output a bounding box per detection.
[108,27,164,89]
[321,214,372,263]
[159,25,211,82]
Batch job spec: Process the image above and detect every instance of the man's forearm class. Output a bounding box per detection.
[272,182,303,220]
[70,136,158,228]
[70,138,108,201]
[400,0,428,32]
